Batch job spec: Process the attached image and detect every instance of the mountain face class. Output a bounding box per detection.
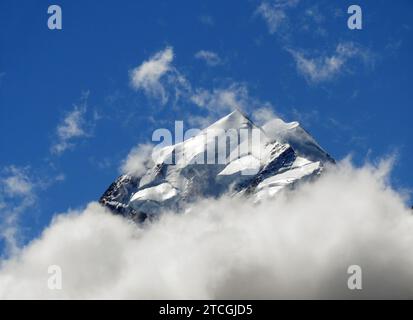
[99,110,334,221]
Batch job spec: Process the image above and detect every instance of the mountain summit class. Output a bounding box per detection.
[99,110,334,221]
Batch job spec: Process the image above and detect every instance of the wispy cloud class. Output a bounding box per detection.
[129,47,274,126]
[0,166,36,256]
[287,42,374,84]
[129,47,173,104]
[302,5,327,36]
[51,92,92,155]
[129,46,190,106]
[2,168,33,197]
[0,165,65,257]
[191,84,249,114]
[120,144,154,176]
[256,0,299,34]
[255,2,378,86]
[189,83,274,127]
[195,50,222,66]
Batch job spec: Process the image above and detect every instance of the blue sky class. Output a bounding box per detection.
[0,0,412,256]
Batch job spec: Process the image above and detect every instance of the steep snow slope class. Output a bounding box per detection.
[100,110,334,221]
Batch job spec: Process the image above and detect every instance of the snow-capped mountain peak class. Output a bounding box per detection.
[99,110,334,221]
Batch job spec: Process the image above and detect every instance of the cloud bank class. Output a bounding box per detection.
[1,159,412,299]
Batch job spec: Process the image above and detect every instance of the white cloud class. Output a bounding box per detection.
[0,166,36,256]
[51,92,92,155]
[190,84,274,122]
[251,107,278,127]
[2,168,33,197]
[129,46,192,107]
[195,50,222,66]
[186,114,217,129]
[287,42,373,83]
[191,84,250,114]
[191,88,239,113]
[0,165,66,257]
[256,0,299,34]
[256,1,332,39]
[1,159,413,299]
[120,144,154,177]
[57,108,85,140]
[130,47,174,105]
[128,47,272,117]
